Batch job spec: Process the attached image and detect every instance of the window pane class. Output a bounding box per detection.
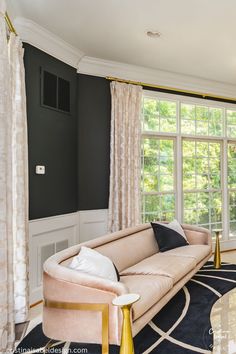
[141,137,175,222]
[142,97,177,133]
[209,108,223,136]
[143,98,159,131]
[182,140,222,233]
[228,144,236,238]
[181,103,223,137]
[227,110,236,138]
[228,143,236,189]
[181,104,195,120]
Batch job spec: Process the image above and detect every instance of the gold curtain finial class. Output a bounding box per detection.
[5,12,17,35]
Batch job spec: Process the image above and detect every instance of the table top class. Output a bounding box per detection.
[212,229,223,233]
[112,293,140,306]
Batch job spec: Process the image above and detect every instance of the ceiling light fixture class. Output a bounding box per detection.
[146,31,161,38]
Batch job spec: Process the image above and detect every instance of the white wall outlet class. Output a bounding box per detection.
[36,165,45,175]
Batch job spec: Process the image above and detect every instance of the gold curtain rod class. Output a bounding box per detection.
[106,76,236,104]
[4,12,17,35]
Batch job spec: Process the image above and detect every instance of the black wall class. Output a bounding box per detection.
[77,74,111,210]
[24,45,111,219]
[24,44,78,219]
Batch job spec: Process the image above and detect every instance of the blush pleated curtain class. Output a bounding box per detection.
[0,1,29,352]
[108,81,143,232]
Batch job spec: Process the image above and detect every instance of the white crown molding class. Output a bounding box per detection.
[12,17,236,98]
[14,17,84,68]
[78,56,236,99]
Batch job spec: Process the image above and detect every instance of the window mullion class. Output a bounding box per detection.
[222,138,229,241]
[176,100,182,222]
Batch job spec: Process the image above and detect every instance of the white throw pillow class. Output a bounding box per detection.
[157,219,189,243]
[69,246,118,281]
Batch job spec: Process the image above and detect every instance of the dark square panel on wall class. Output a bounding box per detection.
[41,69,71,113]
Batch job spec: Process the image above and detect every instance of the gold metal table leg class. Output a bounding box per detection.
[120,304,134,354]
[112,293,140,354]
[213,229,222,269]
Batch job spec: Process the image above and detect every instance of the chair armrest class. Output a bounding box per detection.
[182,224,212,248]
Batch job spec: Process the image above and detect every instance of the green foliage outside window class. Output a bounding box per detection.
[141,95,236,237]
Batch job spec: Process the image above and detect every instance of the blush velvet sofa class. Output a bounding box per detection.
[43,223,212,346]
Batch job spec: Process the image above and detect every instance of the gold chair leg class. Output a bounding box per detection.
[101,304,109,354]
[44,300,109,354]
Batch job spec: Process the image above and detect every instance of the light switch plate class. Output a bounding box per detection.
[36,165,45,175]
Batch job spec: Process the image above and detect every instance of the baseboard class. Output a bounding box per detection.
[212,239,236,252]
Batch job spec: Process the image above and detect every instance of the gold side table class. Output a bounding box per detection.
[213,229,222,269]
[112,293,140,354]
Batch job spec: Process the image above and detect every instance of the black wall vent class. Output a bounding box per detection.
[41,69,70,113]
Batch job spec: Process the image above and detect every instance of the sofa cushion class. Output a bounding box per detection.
[151,222,189,252]
[121,253,196,284]
[120,275,173,321]
[163,245,211,264]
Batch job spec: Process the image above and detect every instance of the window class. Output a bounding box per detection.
[141,92,236,241]
[182,140,222,232]
[141,138,175,222]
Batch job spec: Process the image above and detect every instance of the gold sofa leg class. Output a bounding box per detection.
[44,299,109,354]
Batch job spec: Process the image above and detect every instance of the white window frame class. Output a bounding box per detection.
[142,89,236,242]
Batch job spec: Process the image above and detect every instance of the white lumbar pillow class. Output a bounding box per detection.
[69,246,118,281]
[158,219,189,243]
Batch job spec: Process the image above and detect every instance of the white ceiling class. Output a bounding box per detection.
[8,0,236,84]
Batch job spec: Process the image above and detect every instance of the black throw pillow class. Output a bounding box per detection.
[151,222,188,252]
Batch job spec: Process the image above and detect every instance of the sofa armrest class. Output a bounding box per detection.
[43,256,128,297]
[182,224,212,248]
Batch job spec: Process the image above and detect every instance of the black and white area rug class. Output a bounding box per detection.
[16,262,236,354]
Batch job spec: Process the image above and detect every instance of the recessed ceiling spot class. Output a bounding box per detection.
[146,31,161,38]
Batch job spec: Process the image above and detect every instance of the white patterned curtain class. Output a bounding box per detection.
[108,81,143,232]
[8,33,29,324]
[0,1,29,351]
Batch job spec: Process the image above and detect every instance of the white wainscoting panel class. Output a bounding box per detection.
[29,210,108,305]
[29,212,79,304]
[79,209,108,243]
